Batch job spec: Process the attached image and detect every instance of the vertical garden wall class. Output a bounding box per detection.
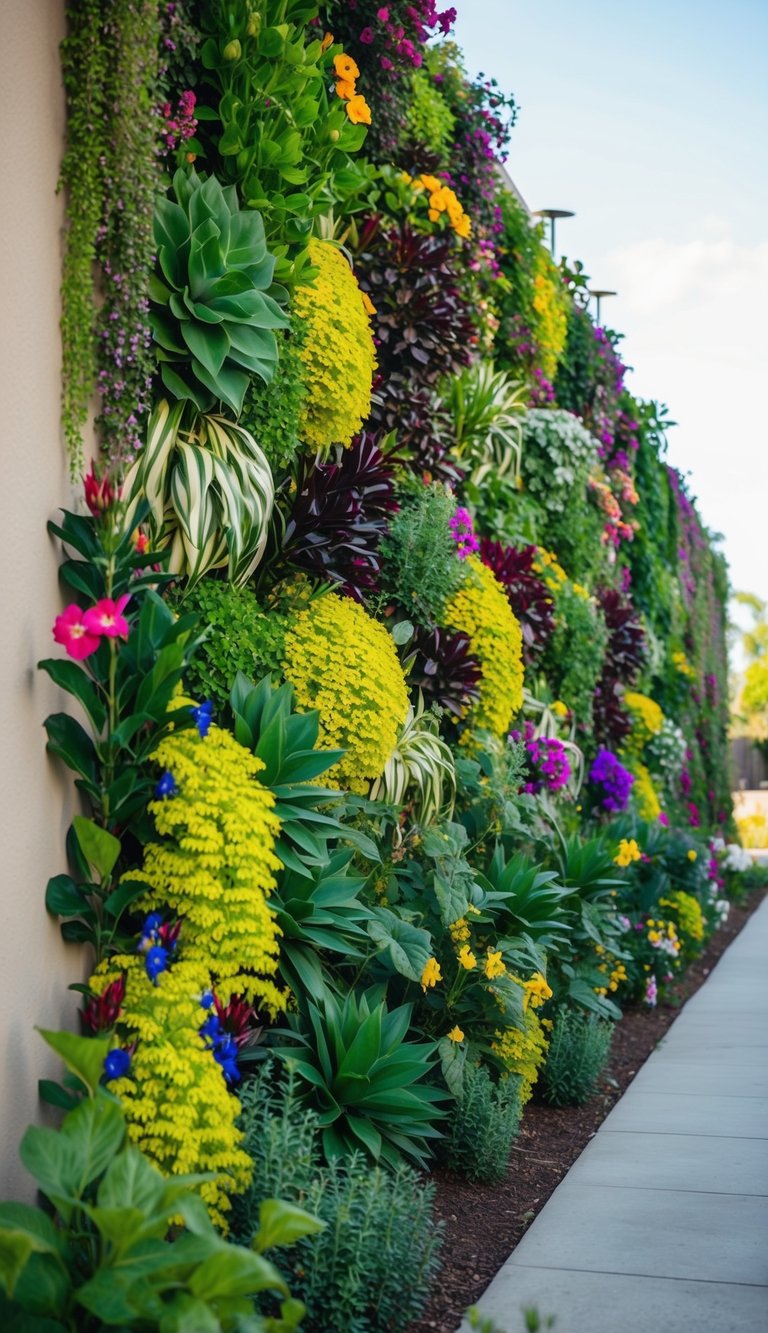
[0,4,748,1329]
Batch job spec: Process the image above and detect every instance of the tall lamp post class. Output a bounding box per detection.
[533,208,575,257]
[589,289,617,324]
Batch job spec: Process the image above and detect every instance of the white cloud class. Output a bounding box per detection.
[602,230,768,318]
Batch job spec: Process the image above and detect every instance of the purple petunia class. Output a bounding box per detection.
[588,747,634,813]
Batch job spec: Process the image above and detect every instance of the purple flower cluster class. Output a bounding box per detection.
[588,747,634,813]
[161,89,197,151]
[449,506,479,559]
[343,2,456,73]
[511,721,571,795]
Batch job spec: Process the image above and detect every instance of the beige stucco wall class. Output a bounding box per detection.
[0,0,85,1198]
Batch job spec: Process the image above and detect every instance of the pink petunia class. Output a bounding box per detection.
[53,605,101,660]
[82,594,131,640]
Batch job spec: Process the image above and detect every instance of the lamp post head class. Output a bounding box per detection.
[532,209,575,256]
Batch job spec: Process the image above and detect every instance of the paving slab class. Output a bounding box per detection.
[459,1268,768,1333]
[628,1057,768,1097]
[599,1089,768,1137]
[565,1129,768,1194]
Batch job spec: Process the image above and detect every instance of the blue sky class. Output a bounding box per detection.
[455,0,768,615]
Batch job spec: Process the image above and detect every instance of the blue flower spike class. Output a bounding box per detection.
[191,699,213,739]
[145,944,169,985]
[103,1047,131,1081]
[154,770,178,800]
[200,988,215,1010]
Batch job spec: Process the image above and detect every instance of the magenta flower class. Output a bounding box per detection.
[376,5,390,18]
[360,25,374,42]
[82,594,131,640]
[53,605,101,660]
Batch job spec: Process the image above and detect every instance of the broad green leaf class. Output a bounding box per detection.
[252,1199,324,1253]
[37,1030,111,1097]
[189,1247,288,1301]
[72,817,121,880]
[368,908,432,983]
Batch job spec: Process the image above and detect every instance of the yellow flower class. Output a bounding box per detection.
[293,238,376,449]
[333,53,359,81]
[445,556,524,739]
[345,94,372,125]
[458,944,477,970]
[421,956,442,991]
[687,849,698,862]
[447,1025,465,1043]
[614,838,642,868]
[361,290,376,317]
[335,78,356,100]
[283,593,409,793]
[524,972,553,1008]
[484,948,506,980]
[321,31,334,52]
[552,699,568,718]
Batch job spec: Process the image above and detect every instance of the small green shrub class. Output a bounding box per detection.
[171,580,287,709]
[233,1068,443,1332]
[405,67,455,159]
[239,314,308,476]
[539,1008,614,1106]
[445,1063,522,1182]
[380,482,464,625]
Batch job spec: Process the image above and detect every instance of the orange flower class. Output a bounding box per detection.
[335,78,356,99]
[345,93,372,126]
[361,290,376,316]
[321,31,334,52]
[334,53,360,82]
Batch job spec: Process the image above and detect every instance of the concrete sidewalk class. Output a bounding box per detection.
[461,896,768,1333]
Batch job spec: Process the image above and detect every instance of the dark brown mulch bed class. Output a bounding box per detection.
[410,886,767,1333]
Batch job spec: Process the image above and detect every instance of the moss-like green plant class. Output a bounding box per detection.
[238,312,308,475]
[171,579,288,709]
[150,168,288,414]
[405,67,455,159]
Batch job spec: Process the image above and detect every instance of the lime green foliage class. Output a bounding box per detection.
[406,67,455,158]
[540,1008,614,1107]
[0,1032,314,1330]
[232,1068,443,1331]
[123,399,275,586]
[380,483,464,624]
[197,6,372,286]
[445,556,525,737]
[150,169,288,415]
[293,239,377,450]
[445,1062,522,1182]
[239,312,308,474]
[174,580,287,708]
[282,592,409,793]
[443,361,527,485]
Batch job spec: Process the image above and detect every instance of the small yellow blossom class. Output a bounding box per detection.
[552,699,569,718]
[421,956,442,991]
[458,944,477,971]
[361,290,376,317]
[335,78,357,100]
[615,838,642,868]
[447,1025,465,1043]
[524,973,553,1008]
[320,31,334,52]
[484,948,506,980]
[687,849,698,862]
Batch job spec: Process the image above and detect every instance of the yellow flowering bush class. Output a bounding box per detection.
[624,690,664,754]
[660,891,705,946]
[282,593,409,793]
[628,760,662,821]
[531,245,569,380]
[492,1003,549,1106]
[445,555,524,737]
[293,237,376,449]
[137,724,284,1015]
[89,956,252,1230]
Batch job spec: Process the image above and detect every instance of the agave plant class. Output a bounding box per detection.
[370,696,456,827]
[475,847,573,951]
[442,361,527,484]
[272,985,445,1168]
[123,398,274,586]
[150,168,288,414]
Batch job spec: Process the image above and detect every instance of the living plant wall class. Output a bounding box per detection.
[0,2,743,1329]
